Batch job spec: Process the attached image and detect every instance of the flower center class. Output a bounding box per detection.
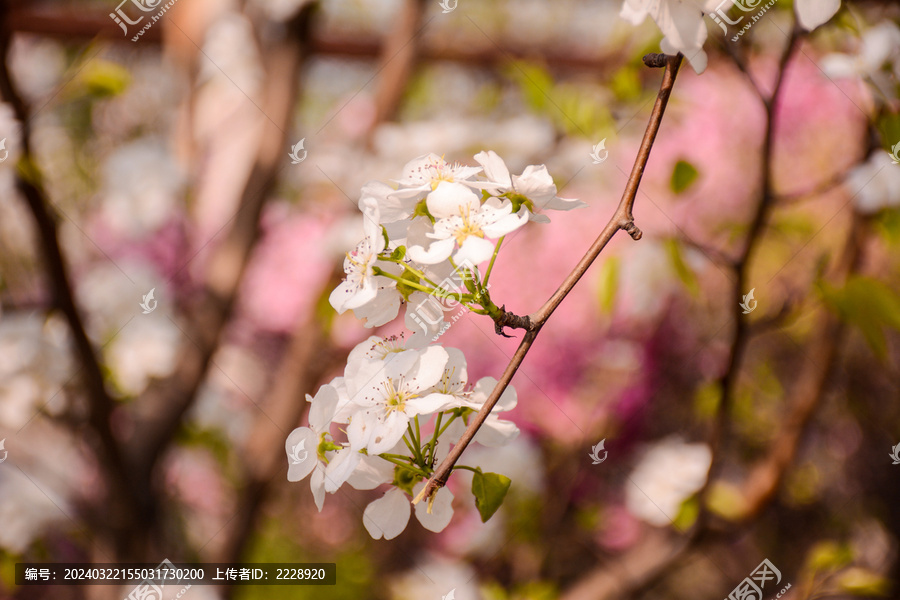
[453,205,485,245]
[382,377,418,415]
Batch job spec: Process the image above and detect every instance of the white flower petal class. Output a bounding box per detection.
[352,285,402,327]
[795,0,840,31]
[474,415,520,447]
[367,411,410,455]
[308,385,339,433]
[409,346,450,391]
[347,455,395,490]
[285,427,318,482]
[407,392,458,415]
[407,237,455,265]
[426,182,481,220]
[363,488,411,540]
[454,236,496,266]
[413,482,455,532]
[474,150,512,189]
[323,447,361,492]
[311,463,326,511]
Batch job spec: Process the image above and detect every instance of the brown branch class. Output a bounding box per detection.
[0,0,142,555]
[369,0,427,134]
[736,213,862,521]
[694,27,800,525]
[416,53,684,503]
[4,6,622,73]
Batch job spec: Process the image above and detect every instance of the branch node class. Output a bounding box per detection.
[643,53,669,68]
[493,304,532,337]
[623,221,643,240]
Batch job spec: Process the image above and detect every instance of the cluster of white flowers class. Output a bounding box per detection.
[328,151,583,342]
[287,152,582,539]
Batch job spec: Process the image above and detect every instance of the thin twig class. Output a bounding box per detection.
[416,53,684,503]
[694,27,800,525]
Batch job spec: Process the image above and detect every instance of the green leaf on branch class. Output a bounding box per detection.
[597,257,620,314]
[670,159,699,194]
[876,112,900,154]
[664,238,700,295]
[819,276,900,359]
[471,469,511,523]
[805,540,853,572]
[836,567,890,596]
[80,60,132,97]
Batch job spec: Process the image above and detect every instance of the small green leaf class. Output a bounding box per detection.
[610,66,642,102]
[80,60,131,97]
[672,496,700,530]
[806,540,853,572]
[820,276,900,359]
[664,238,700,295]
[471,469,511,523]
[876,112,900,154]
[836,567,890,596]
[670,159,699,194]
[597,257,620,314]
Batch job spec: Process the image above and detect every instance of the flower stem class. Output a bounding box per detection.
[483,236,504,286]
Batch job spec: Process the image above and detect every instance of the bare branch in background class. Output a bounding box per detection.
[0,0,142,557]
[369,0,427,136]
[121,4,319,557]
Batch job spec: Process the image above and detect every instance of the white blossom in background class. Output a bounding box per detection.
[0,467,71,553]
[105,317,180,396]
[101,139,184,236]
[821,21,900,100]
[388,555,481,600]
[625,436,711,526]
[847,152,900,215]
[76,261,164,336]
[0,314,72,429]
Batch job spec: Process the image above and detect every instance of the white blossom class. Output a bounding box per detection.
[625,436,711,526]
